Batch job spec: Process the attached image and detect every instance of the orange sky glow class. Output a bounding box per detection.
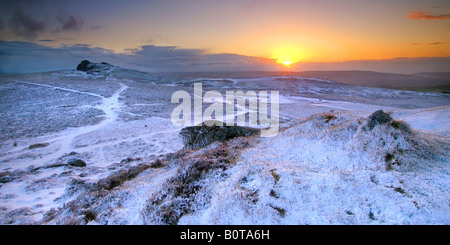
[0,0,449,72]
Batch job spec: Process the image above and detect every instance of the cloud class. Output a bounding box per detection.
[407,10,450,20]
[9,8,46,40]
[427,42,446,45]
[132,45,204,61]
[0,41,277,73]
[1,41,449,74]
[140,35,168,45]
[0,40,115,73]
[125,45,276,71]
[56,15,84,32]
[2,0,86,39]
[409,42,446,46]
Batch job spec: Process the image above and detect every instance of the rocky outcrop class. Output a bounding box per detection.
[180,121,260,149]
[76,60,91,71]
[67,158,86,167]
[76,60,114,74]
[365,110,393,130]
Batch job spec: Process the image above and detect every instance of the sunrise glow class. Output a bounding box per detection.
[0,0,449,73]
[272,45,303,67]
[281,60,293,66]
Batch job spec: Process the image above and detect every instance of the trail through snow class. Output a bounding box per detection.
[0,78,187,223]
[1,82,128,168]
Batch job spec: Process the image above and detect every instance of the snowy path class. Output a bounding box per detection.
[13,80,105,98]
[0,79,186,221]
[1,82,128,168]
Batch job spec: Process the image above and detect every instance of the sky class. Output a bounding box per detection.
[0,0,449,73]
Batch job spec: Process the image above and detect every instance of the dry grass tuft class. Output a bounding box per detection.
[143,138,253,224]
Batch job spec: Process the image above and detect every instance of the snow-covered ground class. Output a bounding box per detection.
[0,67,448,224]
[177,112,449,224]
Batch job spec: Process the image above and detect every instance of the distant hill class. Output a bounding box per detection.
[296,71,450,92]
[413,72,450,79]
[158,70,450,93]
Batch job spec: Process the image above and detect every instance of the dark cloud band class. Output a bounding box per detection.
[0,40,449,74]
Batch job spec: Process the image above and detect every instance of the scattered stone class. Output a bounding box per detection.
[28,143,49,149]
[64,152,78,157]
[68,158,87,167]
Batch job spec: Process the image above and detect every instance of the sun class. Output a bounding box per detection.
[281,60,293,66]
[271,45,303,67]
